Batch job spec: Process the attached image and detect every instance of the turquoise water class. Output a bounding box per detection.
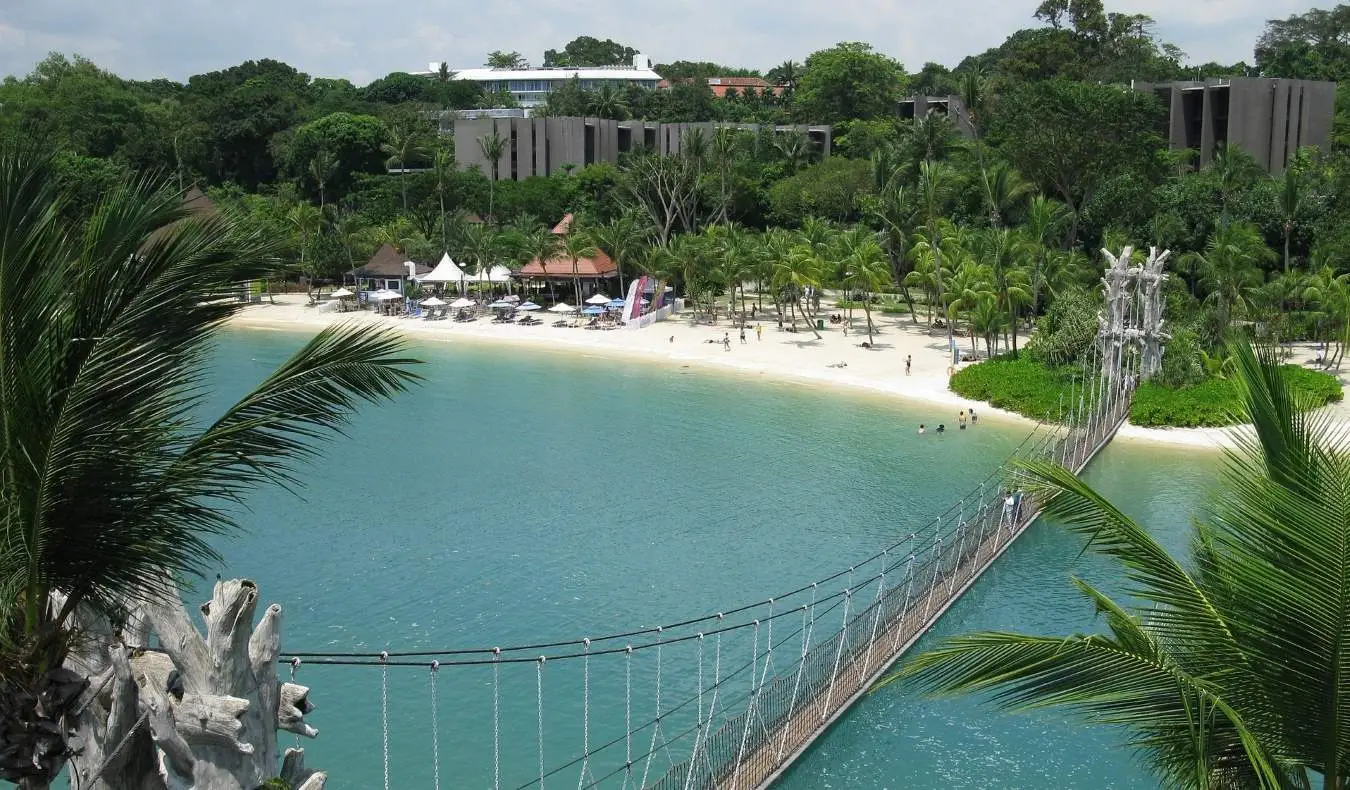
[196,329,1216,788]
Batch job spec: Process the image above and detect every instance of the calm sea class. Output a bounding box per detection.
[191,328,1215,789]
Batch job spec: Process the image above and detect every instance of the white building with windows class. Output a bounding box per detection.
[420,53,662,112]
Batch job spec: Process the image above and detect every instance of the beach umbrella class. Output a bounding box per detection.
[518,301,542,311]
[548,303,576,313]
[606,299,626,308]
[372,290,402,301]
[582,306,604,315]
[331,287,354,298]
[489,300,513,309]
[449,297,474,309]
[420,296,447,307]
[585,294,611,305]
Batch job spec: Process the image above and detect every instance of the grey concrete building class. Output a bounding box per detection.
[898,95,975,138]
[452,117,832,181]
[1131,77,1336,174]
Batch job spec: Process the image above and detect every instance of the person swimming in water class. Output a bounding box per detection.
[936,424,946,434]
[918,424,926,434]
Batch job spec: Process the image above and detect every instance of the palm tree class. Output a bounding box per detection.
[773,245,823,338]
[561,226,598,310]
[477,132,507,222]
[333,210,366,273]
[589,85,630,119]
[840,235,891,343]
[774,130,812,175]
[977,227,1034,354]
[591,211,649,299]
[1184,220,1277,333]
[981,160,1032,229]
[918,160,957,350]
[895,342,1349,790]
[461,221,499,294]
[288,202,325,300]
[516,224,563,301]
[959,66,987,169]
[911,110,955,164]
[308,148,338,213]
[1020,194,1069,316]
[382,126,428,213]
[0,147,417,789]
[432,146,454,249]
[1279,165,1304,274]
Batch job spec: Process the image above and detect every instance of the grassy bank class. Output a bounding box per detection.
[950,355,1344,428]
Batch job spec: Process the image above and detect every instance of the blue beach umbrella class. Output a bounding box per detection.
[607,299,626,308]
[582,306,604,315]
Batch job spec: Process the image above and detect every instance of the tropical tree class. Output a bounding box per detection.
[774,130,813,175]
[432,146,454,248]
[308,148,338,213]
[918,160,957,349]
[1021,194,1070,316]
[981,160,1033,229]
[517,224,563,301]
[894,342,1350,790]
[589,85,630,119]
[461,221,499,292]
[773,244,823,338]
[0,147,417,789]
[477,132,507,222]
[977,227,1034,354]
[1185,221,1277,336]
[590,211,649,298]
[287,202,324,299]
[560,226,598,310]
[332,210,366,271]
[381,124,428,213]
[1280,165,1305,273]
[839,233,891,343]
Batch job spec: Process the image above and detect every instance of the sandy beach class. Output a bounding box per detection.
[229,295,1350,451]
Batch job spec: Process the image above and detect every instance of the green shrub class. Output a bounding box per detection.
[952,355,1344,428]
[949,355,1086,422]
[1130,365,1343,427]
[1027,288,1098,366]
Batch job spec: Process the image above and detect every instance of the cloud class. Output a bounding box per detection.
[0,0,1301,83]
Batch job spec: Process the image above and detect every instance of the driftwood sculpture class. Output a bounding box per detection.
[61,579,324,790]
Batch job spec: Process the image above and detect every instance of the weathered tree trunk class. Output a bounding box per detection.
[62,580,324,790]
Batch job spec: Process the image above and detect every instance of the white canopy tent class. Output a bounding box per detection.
[420,253,468,287]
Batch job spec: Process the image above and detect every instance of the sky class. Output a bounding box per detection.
[0,0,1318,85]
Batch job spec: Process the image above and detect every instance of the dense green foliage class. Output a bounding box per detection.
[1130,364,1343,427]
[948,355,1081,421]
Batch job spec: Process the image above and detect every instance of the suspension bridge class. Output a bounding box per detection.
[271,248,1166,789]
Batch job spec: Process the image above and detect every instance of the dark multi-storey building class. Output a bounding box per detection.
[1131,77,1335,174]
[452,117,831,181]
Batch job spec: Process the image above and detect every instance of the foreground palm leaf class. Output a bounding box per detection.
[887,342,1347,790]
[0,145,419,786]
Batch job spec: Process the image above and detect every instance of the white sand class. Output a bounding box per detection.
[228,296,1350,451]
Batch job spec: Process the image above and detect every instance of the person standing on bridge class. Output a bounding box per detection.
[1002,490,1015,526]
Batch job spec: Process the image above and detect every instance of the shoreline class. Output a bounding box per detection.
[227,297,1338,451]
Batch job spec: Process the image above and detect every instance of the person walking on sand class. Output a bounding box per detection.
[905,355,912,375]
[723,332,731,352]
[756,324,763,341]
[958,410,967,430]
[739,326,747,344]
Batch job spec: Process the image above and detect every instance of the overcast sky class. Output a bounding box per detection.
[0,0,1315,85]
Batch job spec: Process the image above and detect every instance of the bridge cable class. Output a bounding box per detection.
[536,656,546,790]
[430,661,441,790]
[494,647,502,790]
[379,650,390,790]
